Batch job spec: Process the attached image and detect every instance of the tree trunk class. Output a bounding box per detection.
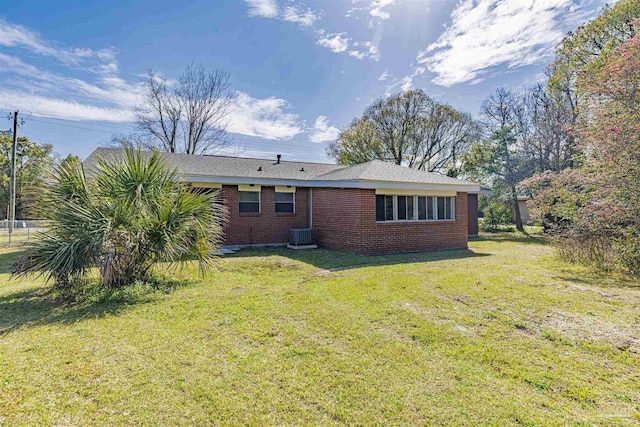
[511,185,525,233]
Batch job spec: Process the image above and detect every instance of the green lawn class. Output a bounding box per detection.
[1,234,639,425]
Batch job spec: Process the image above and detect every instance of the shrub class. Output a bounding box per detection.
[555,232,616,272]
[613,228,640,278]
[13,148,226,291]
[481,198,513,232]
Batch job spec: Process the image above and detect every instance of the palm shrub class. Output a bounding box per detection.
[14,148,226,290]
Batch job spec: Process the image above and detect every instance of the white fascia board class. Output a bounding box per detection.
[359,180,479,193]
[181,174,480,193]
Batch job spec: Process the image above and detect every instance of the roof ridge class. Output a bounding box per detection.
[91,146,342,167]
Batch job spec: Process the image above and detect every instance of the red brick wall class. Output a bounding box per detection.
[311,188,366,252]
[312,188,469,254]
[222,185,308,245]
[467,193,479,237]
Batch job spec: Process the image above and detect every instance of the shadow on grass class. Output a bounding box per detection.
[227,246,490,271]
[473,232,549,246]
[0,248,31,274]
[551,266,640,290]
[0,277,197,336]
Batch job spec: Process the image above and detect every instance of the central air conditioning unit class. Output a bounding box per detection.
[289,228,313,246]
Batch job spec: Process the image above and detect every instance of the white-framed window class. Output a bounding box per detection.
[376,195,455,222]
[239,191,260,213]
[275,191,295,213]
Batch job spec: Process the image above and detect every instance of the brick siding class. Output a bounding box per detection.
[222,185,308,245]
[312,188,469,255]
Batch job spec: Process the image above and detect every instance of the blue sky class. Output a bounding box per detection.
[0,0,612,162]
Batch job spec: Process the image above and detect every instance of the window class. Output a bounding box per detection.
[444,196,453,219]
[385,195,394,220]
[239,191,260,213]
[376,195,454,222]
[437,197,446,220]
[418,196,427,220]
[427,196,435,220]
[397,196,415,220]
[275,192,295,213]
[376,195,395,221]
[397,196,407,220]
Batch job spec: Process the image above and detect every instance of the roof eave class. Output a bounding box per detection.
[182,174,480,192]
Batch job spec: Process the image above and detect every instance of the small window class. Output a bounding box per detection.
[418,196,427,220]
[376,195,386,221]
[239,191,260,213]
[275,192,294,213]
[396,196,415,220]
[437,197,446,220]
[384,195,394,220]
[377,195,395,221]
[427,196,434,220]
[445,196,453,219]
[397,196,407,220]
[435,196,454,220]
[407,196,414,220]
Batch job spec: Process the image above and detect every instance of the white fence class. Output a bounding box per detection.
[0,220,49,243]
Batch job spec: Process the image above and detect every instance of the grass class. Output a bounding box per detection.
[1,233,639,425]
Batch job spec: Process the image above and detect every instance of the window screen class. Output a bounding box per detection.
[376,195,386,221]
[385,195,394,220]
[427,196,434,220]
[418,196,427,220]
[407,196,414,220]
[239,191,260,213]
[275,192,294,213]
[437,196,446,220]
[397,196,407,220]
[445,197,453,219]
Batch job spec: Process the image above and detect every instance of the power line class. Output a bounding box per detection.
[0,108,137,132]
[28,117,124,134]
[3,108,327,156]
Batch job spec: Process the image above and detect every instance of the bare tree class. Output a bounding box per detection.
[137,64,235,154]
[525,83,576,172]
[465,88,535,232]
[328,90,480,175]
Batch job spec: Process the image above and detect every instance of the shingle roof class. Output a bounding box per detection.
[84,147,345,180]
[316,160,476,186]
[84,147,478,190]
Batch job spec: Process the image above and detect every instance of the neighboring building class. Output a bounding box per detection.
[84,148,480,255]
[516,196,532,225]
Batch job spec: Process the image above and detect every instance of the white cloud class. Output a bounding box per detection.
[400,76,413,92]
[419,0,596,87]
[0,89,135,122]
[377,70,389,81]
[308,115,340,143]
[227,92,303,140]
[282,6,320,27]
[0,18,119,75]
[370,0,395,20]
[346,40,380,61]
[385,67,425,95]
[244,1,380,61]
[0,51,144,120]
[317,32,349,53]
[245,0,278,18]
[0,18,304,142]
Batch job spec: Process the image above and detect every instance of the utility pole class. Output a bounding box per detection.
[8,111,18,246]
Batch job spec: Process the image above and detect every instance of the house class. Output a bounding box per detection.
[84,148,481,255]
